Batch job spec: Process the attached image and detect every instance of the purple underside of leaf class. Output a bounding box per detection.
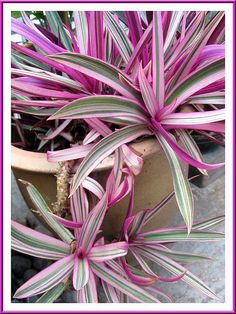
[120,258,156,286]
[49,213,82,229]
[11,80,83,99]
[125,22,152,74]
[152,119,224,170]
[11,100,68,108]
[161,109,225,125]
[11,43,89,87]
[193,45,225,70]
[132,246,220,300]
[11,17,64,54]
[124,12,146,65]
[47,144,93,162]
[163,122,225,133]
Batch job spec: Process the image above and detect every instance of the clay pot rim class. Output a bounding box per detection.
[11,137,162,174]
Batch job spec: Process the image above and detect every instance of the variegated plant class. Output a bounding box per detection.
[12,178,224,303]
[11,11,225,303]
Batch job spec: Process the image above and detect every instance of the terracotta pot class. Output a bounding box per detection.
[11,138,188,238]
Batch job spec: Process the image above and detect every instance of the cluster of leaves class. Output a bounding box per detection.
[11,10,225,303]
[12,178,224,303]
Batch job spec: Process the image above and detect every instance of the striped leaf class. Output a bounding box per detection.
[162,109,225,126]
[12,52,50,71]
[126,22,152,74]
[47,144,93,163]
[153,120,224,170]
[73,256,90,290]
[138,65,158,117]
[70,185,89,224]
[165,58,225,107]
[11,17,64,55]
[83,129,100,145]
[12,68,87,93]
[73,11,88,54]
[91,262,160,303]
[12,79,82,100]
[77,269,98,303]
[104,12,133,63]
[135,247,219,300]
[78,194,108,253]
[11,221,70,260]
[155,133,194,233]
[168,12,224,89]
[20,181,74,244]
[36,282,67,303]
[128,210,150,239]
[49,95,148,124]
[71,125,151,195]
[82,177,104,200]
[136,229,224,243]
[142,246,211,263]
[14,255,74,298]
[193,215,225,230]
[89,242,128,262]
[101,280,120,303]
[176,129,208,175]
[48,53,140,101]
[89,12,104,61]
[152,12,165,109]
[164,12,183,53]
[45,11,72,51]
[188,92,225,105]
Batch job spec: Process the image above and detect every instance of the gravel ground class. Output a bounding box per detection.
[11,146,225,303]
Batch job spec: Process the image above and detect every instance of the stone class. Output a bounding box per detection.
[32,258,51,271]
[23,269,38,281]
[12,255,32,278]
